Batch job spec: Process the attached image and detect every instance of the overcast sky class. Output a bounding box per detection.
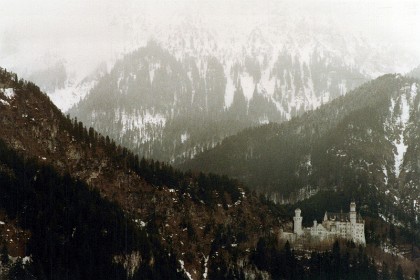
[1,0,419,78]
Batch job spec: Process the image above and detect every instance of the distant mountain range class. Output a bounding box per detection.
[67,17,418,163]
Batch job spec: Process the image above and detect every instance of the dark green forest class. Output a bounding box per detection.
[62,114,244,209]
[252,239,378,280]
[0,138,185,280]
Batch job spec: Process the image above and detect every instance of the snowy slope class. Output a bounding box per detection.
[68,14,420,163]
[97,16,413,111]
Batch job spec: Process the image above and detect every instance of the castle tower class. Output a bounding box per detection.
[350,202,356,224]
[293,208,303,235]
[350,201,357,242]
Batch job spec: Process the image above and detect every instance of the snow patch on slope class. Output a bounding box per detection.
[388,83,417,178]
[110,108,166,144]
[224,72,235,108]
[382,165,388,185]
[1,88,15,99]
[117,109,166,133]
[178,260,193,280]
[203,255,209,279]
[149,62,161,84]
[51,80,97,112]
[240,74,256,100]
[410,83,417,103]
[393,93,409,178]
[181,132,189,143]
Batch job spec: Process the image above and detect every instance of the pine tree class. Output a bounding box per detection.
[382,262,391,280]
[389,224,396,246]
[394,265,404,280]
[1,244,9,265]
[332,240,341,279]
[7,259,33,280]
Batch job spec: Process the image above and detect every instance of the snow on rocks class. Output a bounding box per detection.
[224,72,235,108]
[1,88,15,99]
[0,99,10,106]
[386,84,418,178]
[393,91,409,177]
[382,165,388,185]
[49,80,96,112]
[112,108,166,143]
[178,260,193,280]
[202,255,209,279]
[410,83,418,103]
[240,73,256,101]
[134,219,146,228]
[22,256,32,265]
[0,88,15,106]
[149,62,161,84]
[181,132,190,144]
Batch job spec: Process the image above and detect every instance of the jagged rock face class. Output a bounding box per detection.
[182,74,420,227]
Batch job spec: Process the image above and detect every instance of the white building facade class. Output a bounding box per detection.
[284,202,365,245]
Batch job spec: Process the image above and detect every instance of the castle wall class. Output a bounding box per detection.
[286,203,366,245]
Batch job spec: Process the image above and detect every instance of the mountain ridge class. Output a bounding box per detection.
[69,36,369,163]
[0,67,285,279]
[181,74,420,230]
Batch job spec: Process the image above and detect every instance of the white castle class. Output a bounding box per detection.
[283,202,365,245]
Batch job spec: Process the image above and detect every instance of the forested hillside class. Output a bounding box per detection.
[0,138,184,279]
[0,68,283,279]
[183,75,418,208]
[182,74,420,261]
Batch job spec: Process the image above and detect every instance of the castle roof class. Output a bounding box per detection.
[314,223,327,231]
[324,212,363,223]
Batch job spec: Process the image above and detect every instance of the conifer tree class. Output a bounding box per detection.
[1,244,9,265]
[382,262,391,280]
[395,265,404,280]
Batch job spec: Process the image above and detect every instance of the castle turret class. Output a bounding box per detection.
[310,220,318,236]
[350,202,356,224]
[293,208,303,235]
[349,201,365,244]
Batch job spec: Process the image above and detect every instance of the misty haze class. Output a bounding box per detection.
[0,0,419,279]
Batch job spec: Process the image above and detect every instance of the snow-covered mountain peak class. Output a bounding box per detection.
[2,6,419,113]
